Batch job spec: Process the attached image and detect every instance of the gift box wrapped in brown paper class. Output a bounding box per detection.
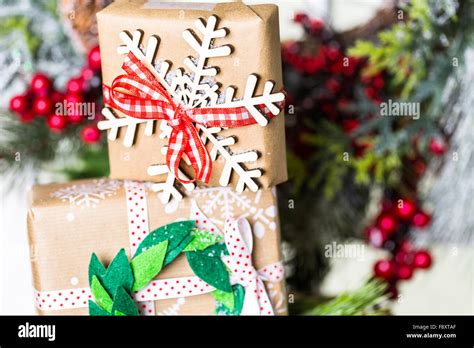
[27,178,287,315]
[96,1,287,192]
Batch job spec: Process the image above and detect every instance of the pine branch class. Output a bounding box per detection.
[305,279,389,316]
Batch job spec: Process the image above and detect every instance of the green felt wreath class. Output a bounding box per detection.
[88,221,244,316]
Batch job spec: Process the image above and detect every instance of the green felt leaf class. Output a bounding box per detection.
[101,249,134,295]
[183,228,222,252]
[135,221,195,263]
[88,300,110,316]
[232,284,245,315]
[88,253,107,284]
[164,234,194,265]
[111,287,138,316]
[211,289,234,311]
[186,243,231,292]
[134,220,194,256]
[215,284,245,316]
[90,275,113,313]
[131,241,168,291]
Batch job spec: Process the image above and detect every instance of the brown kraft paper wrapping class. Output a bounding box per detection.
[97,1,288,188]
[27,178,287,315]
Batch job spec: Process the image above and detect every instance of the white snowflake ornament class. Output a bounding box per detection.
[98,15,285,204]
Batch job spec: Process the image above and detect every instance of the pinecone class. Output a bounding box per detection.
[59,0,112,53]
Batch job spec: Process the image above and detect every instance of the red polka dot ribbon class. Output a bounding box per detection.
[222,218,284,315]
[124,180,155,315]
[102,51,284,184]
[34,287,91,311]
[133,276,213,301]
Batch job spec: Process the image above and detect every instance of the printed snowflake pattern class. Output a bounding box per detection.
[51,179,121,209]
[156,298,186,316]
[190,186,277,239]
[266,282,287,315]
[98,15,284,204]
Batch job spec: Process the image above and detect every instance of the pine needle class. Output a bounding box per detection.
[305,279,389,316]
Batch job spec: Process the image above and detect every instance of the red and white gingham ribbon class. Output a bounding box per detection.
[103,52,283,184]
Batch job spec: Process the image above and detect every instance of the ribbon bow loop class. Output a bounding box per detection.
[223,217,282,316]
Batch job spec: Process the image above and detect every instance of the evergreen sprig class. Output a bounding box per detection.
[349,0,474,155]
[306,279,389,316]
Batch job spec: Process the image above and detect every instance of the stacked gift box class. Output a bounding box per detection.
[28,1,288,316]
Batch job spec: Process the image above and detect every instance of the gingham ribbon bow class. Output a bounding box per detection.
[103,52,283,184]
[222,218,284,315]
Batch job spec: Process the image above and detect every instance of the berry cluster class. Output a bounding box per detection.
[282,12,444,300]
[367,197,433,298]
[9,46,103,144]
[282,13,384,159]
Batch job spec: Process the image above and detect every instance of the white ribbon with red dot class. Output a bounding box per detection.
[124,180,155,315]
[222,218,283,315]
[34,287,92,311]
[33,182,283,315]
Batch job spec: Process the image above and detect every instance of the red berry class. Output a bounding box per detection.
[412,210,431,228]
[324,45,341,61]
[325,78,340,93]
[366,226,388,248]
[80,126,101,143]
[429,138,446,155]
[65,92,83,105]
[17,110,36,123]
[413,250,432,269]
[329,61,344,74]
[9,94,29,113]
[342,119,359,134]
[88,46,101,71]
[47,115,67,132]
[64,93,85,122]
[396,264,413,280]
[395,198,416,220]
[33,96,53,115]
[342,57,358,76]
[68,114,84,123]
[310,18,324,31]
[31,73,52,94]
[394,250,413,265]
[374,260,395,280]
[81,67,95,81]
[66,77,84,94]
[51,91,65,104]
[377,213,398,233]
[399,240,413,253]
[364,87,376,99]
[293,13,308,23]
[372,75,385,90]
